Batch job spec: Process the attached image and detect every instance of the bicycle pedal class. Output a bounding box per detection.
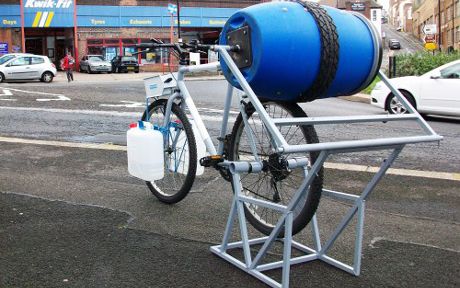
[200,155,224,167]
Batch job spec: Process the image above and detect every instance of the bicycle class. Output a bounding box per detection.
[134,39,324,236]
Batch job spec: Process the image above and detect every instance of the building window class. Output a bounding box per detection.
[447,29,452,45]
[456,26,460,43]
[447,6,452,22]
[456,1,460,17]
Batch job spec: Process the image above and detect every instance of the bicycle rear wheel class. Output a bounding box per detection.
[228,101,323,236]
[141,99,197,204]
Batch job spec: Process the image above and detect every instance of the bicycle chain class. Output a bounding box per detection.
[295,0,339,102]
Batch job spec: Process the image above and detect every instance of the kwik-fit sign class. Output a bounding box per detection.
[24,0,74,27]
[25,0,73,9]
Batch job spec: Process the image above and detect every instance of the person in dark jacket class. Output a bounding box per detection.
[62,52,75,82]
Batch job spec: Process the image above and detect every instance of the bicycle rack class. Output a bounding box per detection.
[210,48,443,287]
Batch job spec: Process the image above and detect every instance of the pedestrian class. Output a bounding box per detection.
[63,51,75,82]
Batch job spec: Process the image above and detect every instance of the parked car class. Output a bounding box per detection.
[370,59,460,117]
[0,54,57,83]
[79,55,112,73]
[111,56,139,73]
[388,39,401,50]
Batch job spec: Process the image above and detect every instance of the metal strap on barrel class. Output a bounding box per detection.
[296,0,339,102]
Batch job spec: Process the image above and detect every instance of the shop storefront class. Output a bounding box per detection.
[0,2,239,71]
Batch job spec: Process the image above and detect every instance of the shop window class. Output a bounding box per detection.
[87,46,104,56]
[104,39,119,45]
[87,39,103,45]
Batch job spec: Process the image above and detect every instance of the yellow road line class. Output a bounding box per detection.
[0,136,458,181]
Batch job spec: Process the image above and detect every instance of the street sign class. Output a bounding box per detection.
[423,24,437,35]
[0,43,8,55]
[424,34,436,43]
[351,3,365,11]
[168,3,177,14]
[424,42,437,51]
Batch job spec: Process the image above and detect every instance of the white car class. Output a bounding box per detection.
[371,59,460,117]
[0,54,57,83]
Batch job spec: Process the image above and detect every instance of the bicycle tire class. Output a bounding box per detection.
[141,99,197,204]
[228,101,323,236]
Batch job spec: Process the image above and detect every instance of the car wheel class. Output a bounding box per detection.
[385,90,416,114]
[0,72,4,83]
[134,70,139,74]
[88,67,93,74]
[41,72,54,83]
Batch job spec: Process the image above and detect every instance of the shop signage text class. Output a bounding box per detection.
[351,3,365,11]
[208,19,225,26]
[129,19,153,25]
[24,0,72,9]
[2,19,17,25]
[90,19,105,25]
[174,19,191,25]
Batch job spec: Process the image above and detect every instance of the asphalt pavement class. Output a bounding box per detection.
[1,71,459,288]
[1,140,459,287]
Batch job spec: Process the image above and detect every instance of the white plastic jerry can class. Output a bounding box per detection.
[127,121,164,181]
[168,119,206,176]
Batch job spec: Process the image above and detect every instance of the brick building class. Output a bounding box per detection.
[0,0,262,70]
[412,0,460,51]
[319,0,383,36]
[388,0,413,32]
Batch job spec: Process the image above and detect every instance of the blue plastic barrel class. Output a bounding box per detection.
[219,1,382,102]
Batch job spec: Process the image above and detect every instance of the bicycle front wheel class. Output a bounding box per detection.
[141,99,197,204]
[228,101,323,236]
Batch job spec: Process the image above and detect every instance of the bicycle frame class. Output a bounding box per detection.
[158,46,237,159]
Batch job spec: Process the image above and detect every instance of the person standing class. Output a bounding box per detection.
[63,51,75,82]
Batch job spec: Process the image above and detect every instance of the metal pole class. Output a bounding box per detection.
[176,0,181,40]
[438,0,442,51]
[73,0,79,69]
[19,0,25,52]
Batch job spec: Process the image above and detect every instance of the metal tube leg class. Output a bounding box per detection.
[353,200,365,276]
[282,212,293,288]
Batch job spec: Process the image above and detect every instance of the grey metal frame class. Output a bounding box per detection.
[207,46,442,287]
[147,44,441,287]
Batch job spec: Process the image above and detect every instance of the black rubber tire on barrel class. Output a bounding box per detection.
[228,101,324,236]
[297,1,339,102]
[141,99,197,204]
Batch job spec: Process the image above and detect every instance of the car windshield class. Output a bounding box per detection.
[440,63,460,79]
[122,57,136,62]
[89,56,104,61]
[0,55,16,65]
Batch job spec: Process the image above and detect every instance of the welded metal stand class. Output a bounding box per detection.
[210,47,443,288]
[211,146,403,287]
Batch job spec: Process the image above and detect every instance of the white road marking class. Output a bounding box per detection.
[100,101,145,108]
[0,89,15,101]
[0,135,458,181]
[1,88,70,101]
[0,106,234,122]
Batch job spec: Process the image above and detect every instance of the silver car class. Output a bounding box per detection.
[79,55,112,74]
[0,54,57,83]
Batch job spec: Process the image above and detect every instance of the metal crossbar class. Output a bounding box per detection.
[209,47,442,287]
